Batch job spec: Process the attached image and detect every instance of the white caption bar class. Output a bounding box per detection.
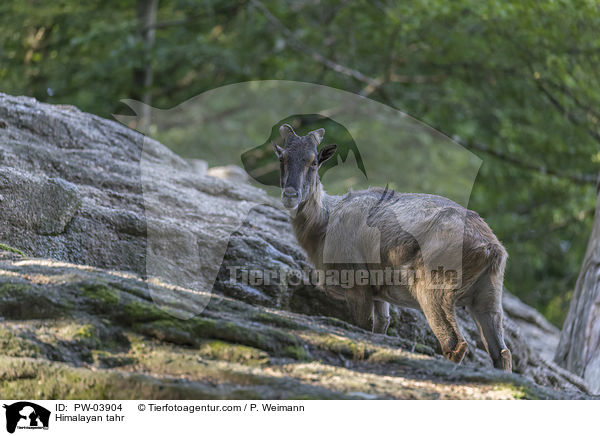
[0,400,594,436]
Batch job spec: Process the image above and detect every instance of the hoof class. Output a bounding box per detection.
[494,348,512,372]
[444,341,468,364]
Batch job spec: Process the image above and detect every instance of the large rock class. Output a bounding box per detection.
[0,168,81,235]
[0,93,592,396]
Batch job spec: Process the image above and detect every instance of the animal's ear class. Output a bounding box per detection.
[279,124,297,140]
[308,128,325,145]
[318,144,337,164]
[272,141,284,158]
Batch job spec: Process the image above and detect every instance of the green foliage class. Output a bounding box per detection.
[1,0,598,325]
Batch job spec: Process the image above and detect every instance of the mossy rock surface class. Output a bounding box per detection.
[0,257,593,400]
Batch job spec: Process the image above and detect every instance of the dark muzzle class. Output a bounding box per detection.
[281,187,300,209]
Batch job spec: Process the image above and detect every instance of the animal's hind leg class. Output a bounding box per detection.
[372,300,391,334]
[471,310,511,371]
[441,299,468,363]
[469,272,512,372]
[417,289,467,364]
[345,286,374,332]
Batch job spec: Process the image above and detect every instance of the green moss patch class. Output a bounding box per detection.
[74,324,101,347]
[199,340,269,364]
[91,350,135,368]
[307,333,372,360]
[0,356,220,399]
[0,327,41,358]
[136,316,304,359]
[250,312,308,330]
[280,345,311,361]
[81,283,120,306]
[0,243,25,256]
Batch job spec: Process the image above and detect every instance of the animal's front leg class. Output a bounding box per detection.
[372,300,391,334]
[345,287,374,331]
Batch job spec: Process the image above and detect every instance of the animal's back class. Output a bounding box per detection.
[325,188,506,291]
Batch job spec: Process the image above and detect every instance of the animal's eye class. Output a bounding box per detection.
[311,159,318,167]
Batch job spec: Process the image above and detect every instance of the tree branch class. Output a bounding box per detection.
[453,137,597,185]
[511,206,596,241]
[250,0,381,89]
[535,79,600,145]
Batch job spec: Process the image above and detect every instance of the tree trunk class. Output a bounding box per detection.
[555,175,600,394]
[133,0,158,133]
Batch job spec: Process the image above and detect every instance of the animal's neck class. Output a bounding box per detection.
[291,181,331,263]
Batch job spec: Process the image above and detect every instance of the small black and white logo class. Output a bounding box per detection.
[3,402,50,434]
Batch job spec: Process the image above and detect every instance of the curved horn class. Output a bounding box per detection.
[308,128,325,145]
[279,124,297,140]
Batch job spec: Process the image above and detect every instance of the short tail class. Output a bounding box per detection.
[487,242,508,275]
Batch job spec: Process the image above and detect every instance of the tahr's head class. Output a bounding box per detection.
[273,124,337,210]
